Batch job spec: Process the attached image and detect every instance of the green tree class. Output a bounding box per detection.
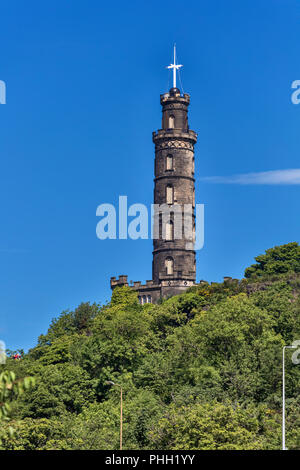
[0,417,69,450]
[0,370,35,445]
[16,364,95,418]
[245,242,300,279]
[3,245,300,450]
[148,402,278,450]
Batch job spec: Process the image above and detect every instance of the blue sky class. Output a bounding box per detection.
[1,0,300,351]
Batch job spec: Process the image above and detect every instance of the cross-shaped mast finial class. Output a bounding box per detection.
[167,44,183,89]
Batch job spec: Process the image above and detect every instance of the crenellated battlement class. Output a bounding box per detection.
[110,275,129,290]
[132,280,155,289]
[111,276,158,291]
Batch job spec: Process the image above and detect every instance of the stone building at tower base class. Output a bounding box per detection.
[110,275,195,304]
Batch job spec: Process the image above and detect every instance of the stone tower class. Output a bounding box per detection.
[151,87,197,298]
[111,51,198,303]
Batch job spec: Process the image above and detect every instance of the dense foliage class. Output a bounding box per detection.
[245,242,300,279]
[0,370,35,444]
[1,243,300,450]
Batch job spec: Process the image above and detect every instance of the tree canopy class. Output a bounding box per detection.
[245,242,300,279]
[1,243,300,450]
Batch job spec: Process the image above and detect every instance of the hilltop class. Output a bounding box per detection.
[1,243,300,450]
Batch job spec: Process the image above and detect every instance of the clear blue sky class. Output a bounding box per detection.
[1,0,300,351]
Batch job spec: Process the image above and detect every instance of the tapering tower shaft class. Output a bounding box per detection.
[152,87,197,294]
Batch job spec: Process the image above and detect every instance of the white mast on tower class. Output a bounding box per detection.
[167,44,183,89]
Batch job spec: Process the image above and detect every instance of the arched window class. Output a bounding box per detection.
[138,296,142,304]
[166,185,174,204]
[169,115,175,129]
[165,257,174,275]
[147,295,152,304]
[166,220,174,241]
[166,154,173,171]
[142,295,146,305]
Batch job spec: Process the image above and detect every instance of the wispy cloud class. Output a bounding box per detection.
[201,169,300,185]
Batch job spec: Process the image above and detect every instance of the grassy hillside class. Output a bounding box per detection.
[1,243,300,450]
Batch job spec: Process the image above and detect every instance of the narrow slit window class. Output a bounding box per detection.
[166,220,174,241]
[165,257,174,275]
[166,154,173,170]
[169,115,175,129]
[166,185,174,204]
